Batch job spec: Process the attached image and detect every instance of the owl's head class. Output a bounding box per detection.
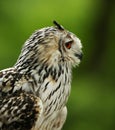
[16,21,82,71]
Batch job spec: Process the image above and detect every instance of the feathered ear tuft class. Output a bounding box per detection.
[53,21,64,30]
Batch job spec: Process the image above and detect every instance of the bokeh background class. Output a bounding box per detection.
[0,0,115,130]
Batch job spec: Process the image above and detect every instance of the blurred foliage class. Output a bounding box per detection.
[0,0,115,130]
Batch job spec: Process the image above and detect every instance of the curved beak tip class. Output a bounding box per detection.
[75,53,83,60]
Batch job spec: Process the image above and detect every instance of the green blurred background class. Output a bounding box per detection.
[0,0,115,130]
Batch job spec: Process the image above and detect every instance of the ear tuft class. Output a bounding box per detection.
[53,21,64,30]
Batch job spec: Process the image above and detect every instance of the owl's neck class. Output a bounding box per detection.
[30,61,72,87]
[15,57,72,88]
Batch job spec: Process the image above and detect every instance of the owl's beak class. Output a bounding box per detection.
[75,53,83,60]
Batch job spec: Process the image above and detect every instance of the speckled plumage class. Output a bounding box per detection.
[0,21,82,130]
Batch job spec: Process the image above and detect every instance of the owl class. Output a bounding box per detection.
[0,21,82,130]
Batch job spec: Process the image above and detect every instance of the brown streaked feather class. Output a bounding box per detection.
[0,91,43,130]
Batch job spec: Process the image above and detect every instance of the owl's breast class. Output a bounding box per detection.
[38,72,71,117]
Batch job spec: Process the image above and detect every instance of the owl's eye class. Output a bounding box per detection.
[65,41,73,49]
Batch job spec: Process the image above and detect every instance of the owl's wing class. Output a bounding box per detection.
[0,91,43,130]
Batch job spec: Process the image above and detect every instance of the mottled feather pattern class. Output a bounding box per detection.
[0,21,82,130]
[0,92,42,130]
